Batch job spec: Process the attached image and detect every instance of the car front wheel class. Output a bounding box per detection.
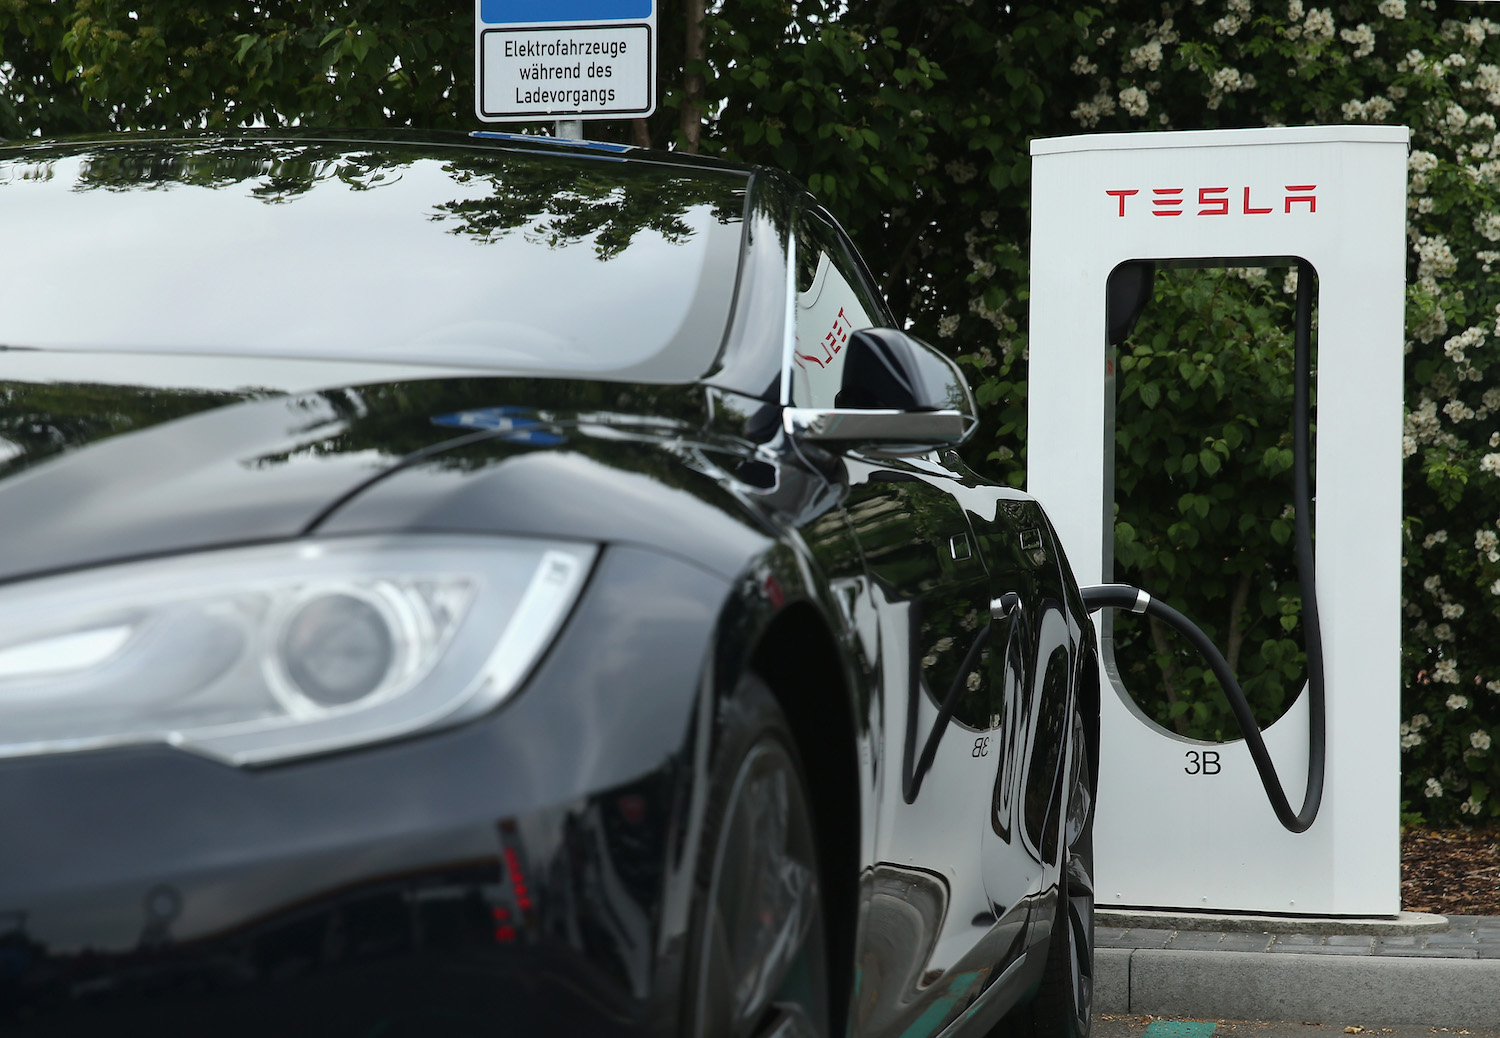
[679,676,831,1038]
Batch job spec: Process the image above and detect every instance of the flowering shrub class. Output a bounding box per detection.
[946,0,1500,823]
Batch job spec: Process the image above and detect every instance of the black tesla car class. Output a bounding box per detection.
[0,130,1098,1038]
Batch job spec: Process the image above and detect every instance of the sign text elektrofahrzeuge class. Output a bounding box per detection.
[478,26,651,119]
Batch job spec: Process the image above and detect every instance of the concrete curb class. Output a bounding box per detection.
[1096,947,1500,1026]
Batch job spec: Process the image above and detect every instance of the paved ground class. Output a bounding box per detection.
[1096,1017,1500,1038]
[1096,915,1500,1027]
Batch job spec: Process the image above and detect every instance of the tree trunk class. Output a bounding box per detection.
[680,0,705,153]
[1147,615,1189,734]
[1225,571,1251,675]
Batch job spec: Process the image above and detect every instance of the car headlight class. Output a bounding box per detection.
[0,536,595,765]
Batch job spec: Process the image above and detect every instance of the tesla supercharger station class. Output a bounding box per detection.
[1027,126,1409,916]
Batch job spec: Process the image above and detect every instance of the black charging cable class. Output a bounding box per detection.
[1082,266,1326,834]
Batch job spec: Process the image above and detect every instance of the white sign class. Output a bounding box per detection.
[475,0,656,122]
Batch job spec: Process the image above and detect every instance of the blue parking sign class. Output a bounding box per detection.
[479,0,652,23]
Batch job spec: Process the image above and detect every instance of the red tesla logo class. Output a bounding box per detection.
[1105,185,1316,217]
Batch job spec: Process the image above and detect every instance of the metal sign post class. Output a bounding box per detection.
[1027,126,1408,916]
[474,0,658,133]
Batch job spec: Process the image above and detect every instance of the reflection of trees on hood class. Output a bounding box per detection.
[277,377,712,471]
[4,377,716,493]
[44,136,746,255]
[0,382,259,479]
[431,161,744,260]
[65,138,416,202]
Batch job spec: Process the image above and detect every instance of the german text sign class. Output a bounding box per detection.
[475,0,656,122]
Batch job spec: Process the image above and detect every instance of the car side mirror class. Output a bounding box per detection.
[783,328,977,450]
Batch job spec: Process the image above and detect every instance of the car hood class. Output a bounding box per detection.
[0,352,766,585]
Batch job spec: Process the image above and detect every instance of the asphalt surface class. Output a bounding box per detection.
[1095,912,1500,1028]
[1095,1018,1500,1038]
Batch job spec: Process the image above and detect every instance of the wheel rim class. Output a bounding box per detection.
[1062,708,1096,1033]
[694,739,828,1038]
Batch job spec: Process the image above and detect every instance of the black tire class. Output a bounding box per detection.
[1007,701,1096,1038]
[679,676,831,1038]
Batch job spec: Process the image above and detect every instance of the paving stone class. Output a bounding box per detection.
[1215,932,1276,952]
[1371,934,1426,950]
[1121,927,1176,949]
[1322,934,1376,950]
[1371,945,1479,958]
[1166,931,1235,951]
[1270,933,1324,947]
[1095,928,1141,949]
[1265,941,1375,954]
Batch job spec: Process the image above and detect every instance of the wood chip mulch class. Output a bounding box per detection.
[1402,826,1500,916]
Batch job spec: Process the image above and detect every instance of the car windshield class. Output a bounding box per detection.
[0,136,748,382]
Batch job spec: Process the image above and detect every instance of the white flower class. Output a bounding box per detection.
[1448,692,1470,709]
[938,314,961,339]
[1472,729,1492,750]
[1483,453,1500,475]
[934,637,955,654]
[1214,15,1242,35]
[1410,150,1439,174]
[1462,795,1485,816]
[1125,40,1164,72]
[1436,660,1461,684]
[1435,623,1455,641]
[1442,602,1466,619]
[1378,0,1404,17]
[966,671,981,692]
[1416,235,1458,280]
[1402,731,1424,749]
[1283,270,1299,295]
[1447,104,1470,132]
[1303,7,1335,40]
[1425,530,1450,547]
[1211,66,1246,92]
[921,654,938,669]
[1071,55,1098,76]
[1288,0,1304,19]
[1478,64,1500,106]
[1120,86,1149,117]
[1489,680,1500,693]
[1340,24,1375,58]
[1426,776,1444,797]
[1412,713,1432,729]
[1478,529,1499,553]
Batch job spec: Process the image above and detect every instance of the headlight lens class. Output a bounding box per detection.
[0,536,596,765]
